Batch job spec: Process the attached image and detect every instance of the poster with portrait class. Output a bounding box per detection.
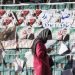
[16,26,34,40]
[0,26,16,49]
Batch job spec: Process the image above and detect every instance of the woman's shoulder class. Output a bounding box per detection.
[36,40,44,48]
[37,40,43,44]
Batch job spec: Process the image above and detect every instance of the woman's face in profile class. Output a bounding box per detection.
[47,35,52,40]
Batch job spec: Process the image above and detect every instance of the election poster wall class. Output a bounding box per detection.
[0,8,75,51]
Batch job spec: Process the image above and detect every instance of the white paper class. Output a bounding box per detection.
[2,51,6,58]
[71,47,75,53]
[45,40,56,49]
[58,42,68,54]
[25,50,33,67]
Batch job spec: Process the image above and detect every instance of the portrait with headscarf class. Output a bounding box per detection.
[31,28,53,75]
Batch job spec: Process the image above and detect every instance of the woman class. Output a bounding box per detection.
[32,28,52,75]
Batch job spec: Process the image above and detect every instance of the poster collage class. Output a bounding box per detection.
[0,6,75,72]
[0,8,75,51]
